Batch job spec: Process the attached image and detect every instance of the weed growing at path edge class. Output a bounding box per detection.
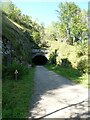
[45,64,88,88]
[2,67,34,118]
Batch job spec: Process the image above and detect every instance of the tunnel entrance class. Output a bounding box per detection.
[32,55,48,65]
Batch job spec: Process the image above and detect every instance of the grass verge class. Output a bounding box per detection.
[45,64,88,88]
[2,67,34,118]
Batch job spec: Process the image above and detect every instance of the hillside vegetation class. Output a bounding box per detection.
[44,2,89,87]
[45,40,88,87]
[1,1,89,118]
[2,13,32,65]
[2,13,35,118]
[2,2,41,118]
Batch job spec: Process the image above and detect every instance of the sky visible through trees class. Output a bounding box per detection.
[10,0,88,27]
[2,0,89,118]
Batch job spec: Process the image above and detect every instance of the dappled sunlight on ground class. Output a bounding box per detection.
[28,66,89,119]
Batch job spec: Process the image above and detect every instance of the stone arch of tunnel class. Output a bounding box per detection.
[32,54,48,65]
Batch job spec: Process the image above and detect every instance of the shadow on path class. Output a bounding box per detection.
[28,66,88,119]
[32,99,89,119]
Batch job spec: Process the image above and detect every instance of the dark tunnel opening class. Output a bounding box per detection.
[32,55,48,65]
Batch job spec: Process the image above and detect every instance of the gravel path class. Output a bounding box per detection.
[28,66,89,119]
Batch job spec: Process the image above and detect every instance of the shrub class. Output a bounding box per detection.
[61,58,72,68]
[88,55,90,74]
[77,56,88,73]
[49,49,58,64]
[49,53,56,64]
[88,64,90,74]
[2,61,29,79]
[67,36,73,45]
[75,42,88,58]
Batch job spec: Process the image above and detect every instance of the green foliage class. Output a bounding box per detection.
[75,40,88,57]
[2,0,44,48]
[67,36,73,45]
[47,41,77,67]
[59,23,67,39]
[57,2,81,38]
[45,22,60,42]
[1,0,11,14]
[32,31,41,44]
[88,43,90,74]
[88,63,90,74]
[74,41,88,73]
[71,10,88,37]
[3,61,29,80]
[49,53,56,64]
[77,56,88,73]
[56,2,88,45]
[47,38,88,73]
[61,58,72,68]
[2,13,32,64]
[49,49,58,64]
[2,67,34,118]
[45,64,88,87]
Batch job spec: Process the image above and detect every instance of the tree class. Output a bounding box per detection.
[49,49,58,64]
[57,3,80,34]
[1,0,11,14]
[45,22,60,42]
[56,2,88,44]
[20,14,33,29]
[70,10,88,43]
[2,0,21,22]
[8,3,21,22]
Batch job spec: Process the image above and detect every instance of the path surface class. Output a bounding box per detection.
[29,66,89,119]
